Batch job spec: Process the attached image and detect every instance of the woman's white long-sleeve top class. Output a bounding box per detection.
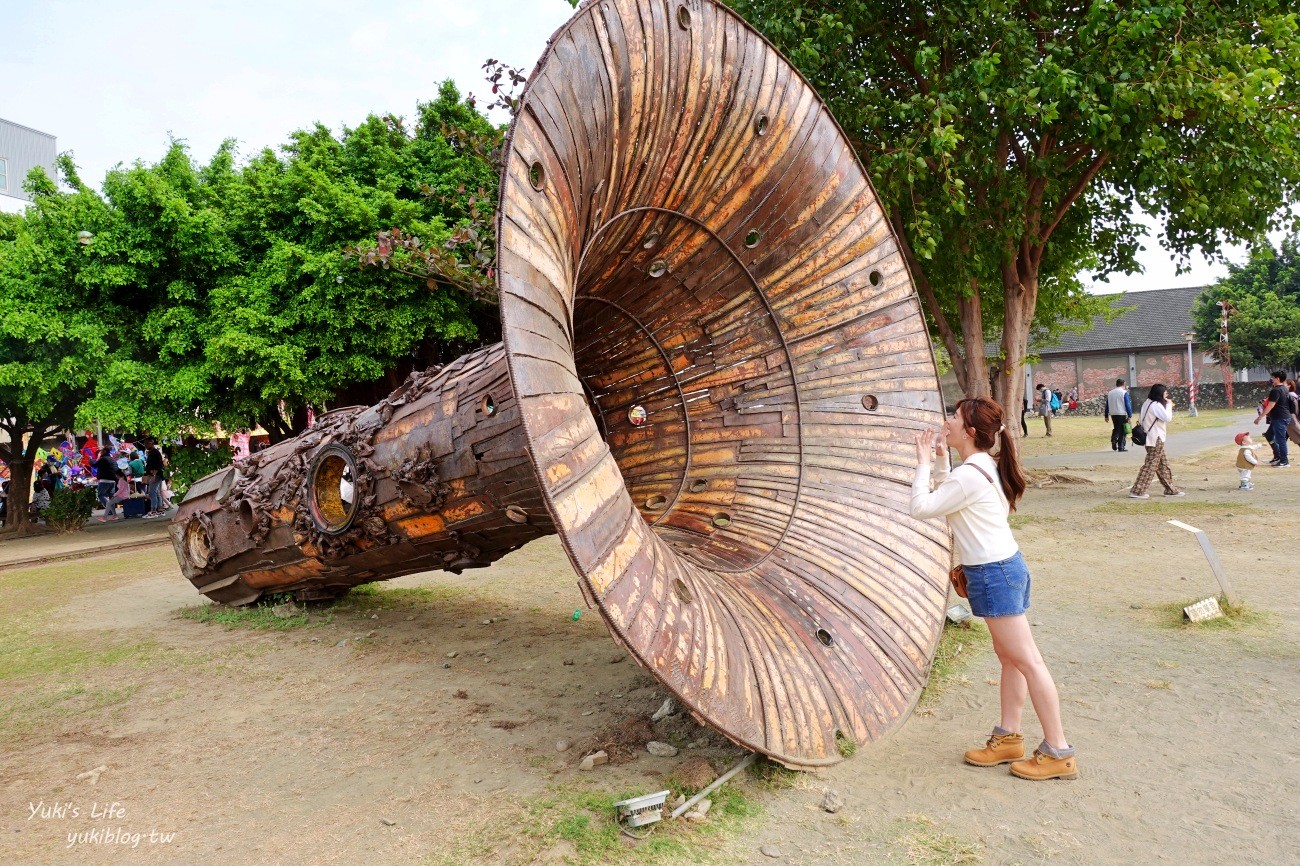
[1136,399,1172,446]
[909,450,1019,566]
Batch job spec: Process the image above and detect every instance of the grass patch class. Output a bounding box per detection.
[428,779,762,866]
[920,619,991,706]
[0,682,142,738]
[1008,514,1065,529]
[1018,408,1243,460]
[1154,596,1271,631]
[175,582,480,631]
[894,813,983,865]
[836,729,858,758]
[1091,500,1258,516]
[0,629,159,680]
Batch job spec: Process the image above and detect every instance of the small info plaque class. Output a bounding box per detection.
[1183,596,1224,623]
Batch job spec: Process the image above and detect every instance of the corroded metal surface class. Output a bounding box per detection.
[172,0,950,768]
[171,344,552,605]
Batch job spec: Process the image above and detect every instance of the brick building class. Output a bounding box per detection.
[939,286,1276,410]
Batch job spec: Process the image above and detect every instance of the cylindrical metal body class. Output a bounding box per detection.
[171,344,553,605]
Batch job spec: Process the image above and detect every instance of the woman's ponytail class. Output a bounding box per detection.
[954,397,1028,511]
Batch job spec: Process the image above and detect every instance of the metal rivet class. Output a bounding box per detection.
[744,229,761,249]
[862,394,878,411]
[648,260,667,278]
[712,513,732,528]
[816,628,834,647]
[628,405,648,426]
[481,394,497,416]
[528,161,545,191]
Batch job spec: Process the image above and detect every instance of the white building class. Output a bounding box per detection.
[0,118,58,214]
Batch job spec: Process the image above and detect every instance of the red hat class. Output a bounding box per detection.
[1234,432,1250,446]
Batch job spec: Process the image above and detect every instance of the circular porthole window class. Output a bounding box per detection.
[646,494,668,511]
[744,229,761,248]
[712,512,732,528]
[184,517,213,569]
[506,505,528,524]
[628,405,648,426]
[648,260,668,278]
[869,269,882,286]
[673,577,694,604]
[677,5,691,28]
[816,627,834,647]
[528,161,545,191]
[689,479,707,493]
[754,113,770,136]
[307,445,360,535]
[481,394,497,416]
[643,229,661,249]
[862,394,879,411]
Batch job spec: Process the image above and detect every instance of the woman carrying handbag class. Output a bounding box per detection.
[910,397,1078,781]
[1129,383,1184,499]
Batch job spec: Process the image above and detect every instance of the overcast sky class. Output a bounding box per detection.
[2,0,1266,295]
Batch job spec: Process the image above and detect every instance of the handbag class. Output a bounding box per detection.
[949,565,968,598]
[1131,404,1152,447]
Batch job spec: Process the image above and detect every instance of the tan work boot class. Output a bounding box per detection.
[963,730,1025,767]
[1009,749,1079,781]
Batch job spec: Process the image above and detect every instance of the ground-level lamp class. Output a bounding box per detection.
[1181,331,1198,417]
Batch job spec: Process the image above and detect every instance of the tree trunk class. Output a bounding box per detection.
[1,424,47,533]
[994,258,1041,441]
[955,282,992,400]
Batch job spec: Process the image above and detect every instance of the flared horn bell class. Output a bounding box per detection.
[170,0,950,768]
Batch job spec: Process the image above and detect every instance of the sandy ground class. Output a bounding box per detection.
[2,421,1298,865]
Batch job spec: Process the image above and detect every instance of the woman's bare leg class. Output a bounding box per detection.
[985,615,1067,749]
[997,653,1029,732]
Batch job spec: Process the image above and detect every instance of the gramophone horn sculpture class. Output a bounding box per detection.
[171,0,951,767]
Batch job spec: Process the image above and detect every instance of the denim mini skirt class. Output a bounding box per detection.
[962,550,1032,618]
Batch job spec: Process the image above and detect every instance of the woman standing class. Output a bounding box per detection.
[910,397,1078,781]
[1129,384,1184,499]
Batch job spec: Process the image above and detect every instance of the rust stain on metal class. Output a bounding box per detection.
[171,0,949,769]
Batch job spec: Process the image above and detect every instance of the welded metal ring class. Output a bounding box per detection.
[306,445,360,536]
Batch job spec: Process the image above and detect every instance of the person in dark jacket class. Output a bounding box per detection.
[93,450,120,521]
[143,439,168,517]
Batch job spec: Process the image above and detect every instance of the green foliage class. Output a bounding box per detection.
[729,0,1300,404]
[177,594,314,631]
[920,618,990,705]
[43,487,97,532]
[166,445,233,499]
[1192,235,1300,371]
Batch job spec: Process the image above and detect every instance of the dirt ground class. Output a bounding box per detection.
[3,420,1298,865]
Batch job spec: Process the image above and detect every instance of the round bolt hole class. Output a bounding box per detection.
[754,113,770,136]
[869,269,882,286]
[816,628,834,647]
[645,494,667,511]
[711,512,732,529]
[506,505,528,524]
[628,404,648,426]
[648,260,668,278]
[481,394,497,416]
[528,161,545,191]
[308,446,360,535]
[673,577,694,604]
[643,229,661,249]
[689,479,707,493]
[677,5,691,28]
[744,229,761,249]
[861,394,879,411]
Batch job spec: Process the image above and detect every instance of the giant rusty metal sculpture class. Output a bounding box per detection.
[171,0,951,767]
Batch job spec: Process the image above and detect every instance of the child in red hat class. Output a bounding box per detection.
[1235,432,1260,490]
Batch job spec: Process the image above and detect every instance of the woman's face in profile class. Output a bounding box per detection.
[943,408,968,448]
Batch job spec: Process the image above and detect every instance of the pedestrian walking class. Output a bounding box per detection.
[142,438,168,518]
[1288,379,1300,448]
[1104,378,1132,452]
[910,396,1077,780]
[1129,384,1184,498]
[1254,371,1292,468]
[92,450,121,522]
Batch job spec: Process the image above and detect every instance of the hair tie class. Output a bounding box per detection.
[998,424,1005,432]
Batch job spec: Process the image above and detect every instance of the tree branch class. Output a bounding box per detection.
[1039,151,1111,244]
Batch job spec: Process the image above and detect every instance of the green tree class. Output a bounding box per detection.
[1192,235,1300,372]
[0,158,133,531]
[728,0,1300,423]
